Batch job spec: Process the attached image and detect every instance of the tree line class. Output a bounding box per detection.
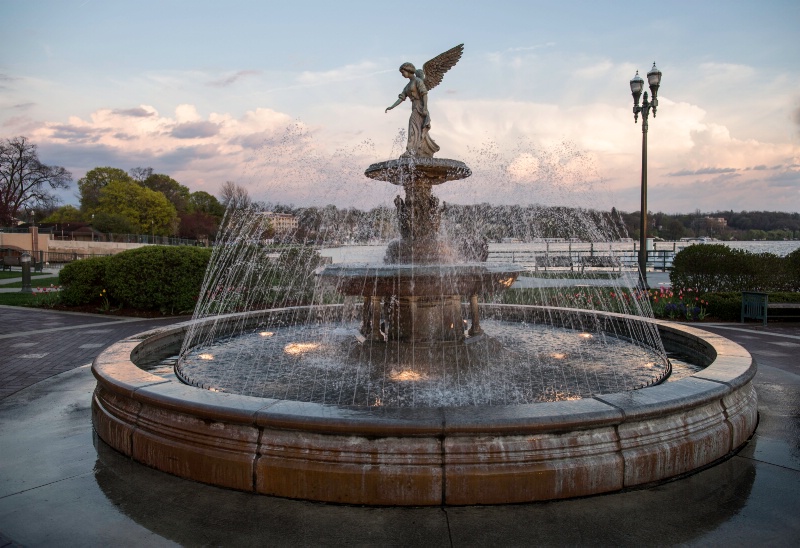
[0,136,251,240]
[3,136,797,243]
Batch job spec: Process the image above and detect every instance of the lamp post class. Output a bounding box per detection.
[20,252,32,294]
[630,62,662,290]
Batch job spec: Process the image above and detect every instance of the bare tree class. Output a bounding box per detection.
[0,136,71,226]
[219,180,252,210]
[129,166,154,183]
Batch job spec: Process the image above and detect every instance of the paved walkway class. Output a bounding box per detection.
[0,305,185,399]
[0,307,798,546]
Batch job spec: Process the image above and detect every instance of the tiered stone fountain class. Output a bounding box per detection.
[318,156,524,344]
[90,45,757,506]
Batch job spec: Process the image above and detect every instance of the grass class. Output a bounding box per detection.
[0,271,51,280]
[2,276,60,289]
[0,292,40,306]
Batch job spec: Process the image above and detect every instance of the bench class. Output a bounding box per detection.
[741,291,800,325]
[2,255,44,272]
[2,256,21,271]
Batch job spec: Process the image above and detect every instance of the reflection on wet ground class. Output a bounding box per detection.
[1,322,799,545]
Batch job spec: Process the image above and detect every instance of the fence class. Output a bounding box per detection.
[1,227,202,247]
[487,247,681,273]
[1,248,110,267]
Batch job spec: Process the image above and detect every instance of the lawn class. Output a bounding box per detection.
[1,276,60,288]
[0,292,40,306]
[0,271,51,280]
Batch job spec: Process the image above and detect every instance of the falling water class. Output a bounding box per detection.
[177,131,670,407]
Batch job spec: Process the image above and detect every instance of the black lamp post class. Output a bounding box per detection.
[630,62,662,290]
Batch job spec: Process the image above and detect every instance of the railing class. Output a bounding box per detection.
[1,249,111,266]
[487,248,679,272]
[1,227,203,247]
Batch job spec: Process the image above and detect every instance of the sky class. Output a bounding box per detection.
[1,0,798,214]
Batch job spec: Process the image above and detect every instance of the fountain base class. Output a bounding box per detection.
[92,306,757,506]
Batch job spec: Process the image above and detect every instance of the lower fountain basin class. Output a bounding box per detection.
[92,306,757,506]
[317,263,524,297]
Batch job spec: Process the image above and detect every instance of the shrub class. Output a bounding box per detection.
[105,246,212,314]
[785,249,800,291]
[59,256,112,306]
[58,246,211,313]
[701,292,741,322]
[671,244,796,292]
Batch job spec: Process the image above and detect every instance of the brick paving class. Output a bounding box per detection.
[0,306,186,400]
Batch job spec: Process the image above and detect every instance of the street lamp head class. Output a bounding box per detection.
[630,70,644,122]
[647,62,661,92]
[647,62,661,115]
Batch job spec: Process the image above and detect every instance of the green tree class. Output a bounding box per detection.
[92,211,138,234]
[141,173,191,213]
[189,190,225,217]
[78,167,132,212]
[0,136,71,226]
[41,204,82,223]
[93,180,178,236]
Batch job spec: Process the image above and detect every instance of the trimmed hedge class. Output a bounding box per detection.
[105,246,212,314]
[703,291,800,321]
[671,244,798,292]
[59,246,211,314]
[59,256,112,306]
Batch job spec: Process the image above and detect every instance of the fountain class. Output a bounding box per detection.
[91,45,757,505]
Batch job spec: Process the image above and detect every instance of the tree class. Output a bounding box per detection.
[178,211,219,240]
[92,211,138,234]
[41,204,82,224]
[0,136,71,226]
[128,166,153,183]
[189,191,225,217]
[219,181,252,210]
[93,180,178,236]
[78,167,132,212]
[141,173,191,213]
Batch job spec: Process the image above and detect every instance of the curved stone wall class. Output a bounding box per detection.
[91,306,757,505]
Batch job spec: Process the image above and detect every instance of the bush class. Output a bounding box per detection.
[58,246,211,314]
[105,246,212,314]
[786,249,800,291]
[671,244,796,292]
[59,256,112,306]
[701,292,741,322]
[694,291,800,322]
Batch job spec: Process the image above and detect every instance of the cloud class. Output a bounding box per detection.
[208,70,261,88]
[112,107,155,117]
[667,167,738,176]
[171,121,220,139]
[49,124,107,143]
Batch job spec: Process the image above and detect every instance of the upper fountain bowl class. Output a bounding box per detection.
[365,157,471,185]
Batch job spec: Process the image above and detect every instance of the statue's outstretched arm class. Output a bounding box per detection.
[385,94,405,113]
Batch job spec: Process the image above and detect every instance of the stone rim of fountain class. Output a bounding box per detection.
[92,306,757,506]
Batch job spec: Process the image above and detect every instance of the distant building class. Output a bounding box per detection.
[705,217,728,228]
[262,212,298,234]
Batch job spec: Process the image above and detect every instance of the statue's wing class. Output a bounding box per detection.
[421,44,464,91]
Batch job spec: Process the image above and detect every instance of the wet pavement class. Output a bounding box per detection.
[0,306,798,546]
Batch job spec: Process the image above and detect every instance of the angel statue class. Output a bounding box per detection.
[385,44,463,158]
